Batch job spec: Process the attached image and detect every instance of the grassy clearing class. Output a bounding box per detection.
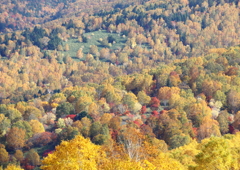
[61,30,127,59]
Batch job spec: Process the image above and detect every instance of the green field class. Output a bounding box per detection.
[61,30,127,60]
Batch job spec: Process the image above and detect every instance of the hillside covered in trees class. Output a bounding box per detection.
[2,45,240,169]
[0,0,240,169]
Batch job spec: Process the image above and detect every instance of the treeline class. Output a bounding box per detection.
[0,0,145,32]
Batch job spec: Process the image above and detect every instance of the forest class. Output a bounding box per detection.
[0,0,240,169]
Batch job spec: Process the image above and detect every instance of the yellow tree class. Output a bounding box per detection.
[202,80,222,97]
[169,72,181,87]
[195,137,238,170]
[0,147,9,164]
[136,34,147,46]
[15,102,27,115]
[100,113,112,125]
[49,93,66,105]
[170,140,200,169]
[14,150,24,162]
[118,52,128,64]
[137,91,151,105]
[105,87,122,104]
[197,116,221,140]
[169,93,182,110]
[187,99,212,127]
[88,102,99,120]
[150,152,185,170]
[29,120,45,134]
[41,135,106,170]
[158,86,180,106]
[6,127,26,150]
[102,158,156,170]
[72,120,83,132]
[75,96,92,114]
[109,116,121,131]
[3,164,23,170]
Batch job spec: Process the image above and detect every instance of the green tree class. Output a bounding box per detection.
[74,111,91,121]
[169,134,191,150]
[107,35,116,43]
[12,120,33,139]
[90,122,102,139]
[137,91,151,105]
[58,126,79,142]
[48,35,62,50]
[122,92,138,111]
[0,105,7,115]
[214,90,227,106]
[56,102,75,118]
[217,110,229,135]
[5,108,22,123]
[23,106,42,121]
[92,134,108,145]
[80,117,92,138]
[49,93,66,104]
[25,149,41,166]
[0,114,10,137]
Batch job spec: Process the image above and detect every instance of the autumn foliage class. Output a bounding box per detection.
[0,0,240,169]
